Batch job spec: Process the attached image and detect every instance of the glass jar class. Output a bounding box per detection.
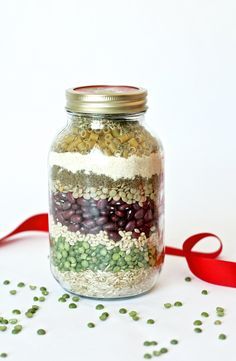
[48,85,164,298]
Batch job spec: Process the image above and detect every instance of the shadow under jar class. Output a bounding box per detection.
[48,85,164,299]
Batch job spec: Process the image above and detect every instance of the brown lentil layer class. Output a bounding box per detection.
[51,117,158,157]
[50,166,159,203]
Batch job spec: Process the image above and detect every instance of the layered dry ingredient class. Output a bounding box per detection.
[49,117,164,298]
[52,117,158,157]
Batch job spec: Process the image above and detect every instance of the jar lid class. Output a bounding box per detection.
[65,85,147,114]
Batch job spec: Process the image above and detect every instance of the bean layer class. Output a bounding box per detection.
[52,192,158,241]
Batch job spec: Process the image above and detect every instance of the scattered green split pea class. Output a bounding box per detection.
[40,287,47,292]
[99,312,109,321]
[119,308,127,314]
[37,329,46,335]
[32,305,39,310]
[96,304,104,310]
[147,319,155,324]
[12,325,23,334]
[144,354,152,359]
[174,301,183,307]
[151,341,158,346]
[185,277,192,282]
[9,319,18,325]
[69,303,77,309]
[12,310,21,315]
[29,285,37,290]
[129,311,138,317]
[0,353,7,358]
[144,341,157,347]
[216,307,225,317]
[153,350,161,357]
[87,322,95,328]
[9,290,17,295]
[25,312,33,318]
[40,287,49,296]
[62,294,70,299]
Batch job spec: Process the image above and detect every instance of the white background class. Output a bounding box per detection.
[0,1,236,360]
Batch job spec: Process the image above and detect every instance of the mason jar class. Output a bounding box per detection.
[48,85,164,298]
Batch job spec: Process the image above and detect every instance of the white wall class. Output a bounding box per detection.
[0,0,236,254]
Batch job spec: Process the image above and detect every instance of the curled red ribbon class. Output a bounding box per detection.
[1,214,235,288]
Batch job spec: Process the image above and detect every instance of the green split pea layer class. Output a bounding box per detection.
[51,236,158,273]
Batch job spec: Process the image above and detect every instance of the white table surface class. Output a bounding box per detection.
[1,230,235,361]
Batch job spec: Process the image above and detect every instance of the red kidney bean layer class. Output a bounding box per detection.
[51,192,158,241]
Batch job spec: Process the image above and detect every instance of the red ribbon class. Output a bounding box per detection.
[1,214,236,288]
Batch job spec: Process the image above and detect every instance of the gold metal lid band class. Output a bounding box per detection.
[66,85,147,114]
